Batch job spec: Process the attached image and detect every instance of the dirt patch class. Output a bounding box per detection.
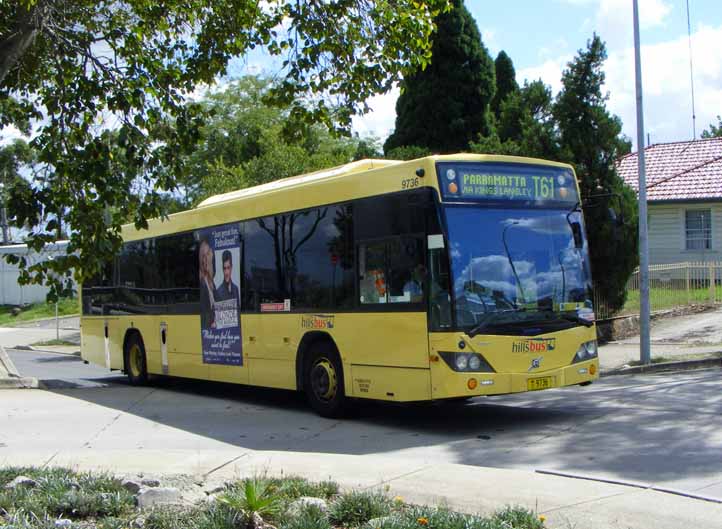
[596,304,718,343]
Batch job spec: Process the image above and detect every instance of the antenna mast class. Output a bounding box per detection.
[686,0,697,139]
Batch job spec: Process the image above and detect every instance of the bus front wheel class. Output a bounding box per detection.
[124,333,149,386]
[304,343,347,418]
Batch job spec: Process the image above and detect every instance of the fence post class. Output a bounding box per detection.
[686,262,690,305]
[709,261,715,304]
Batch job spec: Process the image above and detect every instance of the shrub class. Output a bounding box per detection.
[328,491,391,527]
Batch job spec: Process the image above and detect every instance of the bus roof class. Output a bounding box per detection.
[121,154,575,241]
[197,159,400,208]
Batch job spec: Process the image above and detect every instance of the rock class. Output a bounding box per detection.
[205,484,227,495]
[136,487,182,509]
[140,478,161,488]
[11,307,21,316]
[287,497,328,517]
[130,516,146,529]
[122,479,142,494]
[5,476,39,490]
[54,520,72,528]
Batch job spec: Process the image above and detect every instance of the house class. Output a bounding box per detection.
[617,137,722,265]
[0,241,72,305]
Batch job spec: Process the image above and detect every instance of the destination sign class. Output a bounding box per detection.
[437,162,578,204]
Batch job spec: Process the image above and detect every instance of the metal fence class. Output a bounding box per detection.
[595,261,722,320]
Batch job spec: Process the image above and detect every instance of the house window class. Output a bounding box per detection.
[685,209,712,250]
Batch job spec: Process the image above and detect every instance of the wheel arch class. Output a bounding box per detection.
[295,331,340,391]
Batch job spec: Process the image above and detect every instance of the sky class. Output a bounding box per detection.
[2,1,720,153]
[351,0,722,152]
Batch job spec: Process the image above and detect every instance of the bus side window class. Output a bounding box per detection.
[359,242,387,304]
[358,237,425,305]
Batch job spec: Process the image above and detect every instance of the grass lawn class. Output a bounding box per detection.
[0,467,547,529]
[618,286,722,315]
[0,298,79,326]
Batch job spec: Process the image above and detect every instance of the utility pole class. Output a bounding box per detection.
[1,169,9,245]
[633,0,651,365]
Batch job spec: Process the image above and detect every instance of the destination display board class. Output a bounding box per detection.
[436,162,578,204]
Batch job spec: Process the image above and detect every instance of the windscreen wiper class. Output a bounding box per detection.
[538,309,594,328]
[466,308,526,338]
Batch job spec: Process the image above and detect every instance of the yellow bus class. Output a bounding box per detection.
[81,154,599,416]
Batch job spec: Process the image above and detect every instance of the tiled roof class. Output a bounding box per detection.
[616,137,722,201]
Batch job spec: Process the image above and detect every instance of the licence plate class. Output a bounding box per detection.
[527,376,554,391]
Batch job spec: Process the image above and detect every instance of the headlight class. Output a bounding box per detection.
[468,355,481,371]
[439,352,495,372]
[573,340,598,363]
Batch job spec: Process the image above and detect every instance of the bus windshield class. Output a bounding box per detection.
[442,205,594,335]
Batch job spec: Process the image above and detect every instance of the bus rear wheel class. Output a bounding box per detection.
[124,333,149,386]
[304,343,347,418]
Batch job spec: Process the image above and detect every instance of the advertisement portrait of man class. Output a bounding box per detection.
[216,249,240,306]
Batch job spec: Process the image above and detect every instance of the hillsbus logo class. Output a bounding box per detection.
[301,314,335,330]
[512,338,556,353]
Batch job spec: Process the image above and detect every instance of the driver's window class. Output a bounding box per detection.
[358,237,425,305]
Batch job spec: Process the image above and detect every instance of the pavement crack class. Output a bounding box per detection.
[361,464,431,491]
[81,388,158,448]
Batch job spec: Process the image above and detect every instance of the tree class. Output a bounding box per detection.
[383,0,495,154]
[0,0,450,298]
[0,139,34,243]
[701,116,722,138]
[471,79,558,159]
[553,35,637,313]
[180,76,370,206]
[490,50,519,119]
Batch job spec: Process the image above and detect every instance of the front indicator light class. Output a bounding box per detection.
[589,364,597,375]
[467,378,478,390]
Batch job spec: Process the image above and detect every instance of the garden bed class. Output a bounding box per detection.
[0,467,546,529]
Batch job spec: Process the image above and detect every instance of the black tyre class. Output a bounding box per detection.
[124,332,149,386]
[304,342,348,418]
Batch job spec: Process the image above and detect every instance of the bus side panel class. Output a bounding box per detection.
[244,314,297,390]
[80,317,106,367]
[349,365,431,401]
[335,312,429,369]
[108,318,124,370]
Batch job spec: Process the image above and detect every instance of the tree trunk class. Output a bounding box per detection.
[0,1,51,86]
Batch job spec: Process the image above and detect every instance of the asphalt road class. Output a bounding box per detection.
[6,347,722,501]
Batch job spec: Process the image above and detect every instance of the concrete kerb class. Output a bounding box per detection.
[602,356,722,376]
[0,345,40,389]
[12,344,80,356]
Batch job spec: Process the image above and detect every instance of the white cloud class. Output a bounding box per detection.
[518,23,722,150]
[0,125,27,146]
[351,86,400,141]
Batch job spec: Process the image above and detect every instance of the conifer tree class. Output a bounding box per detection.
[384,0,495,154]
[491,50,519,118]
[554,35,637,313]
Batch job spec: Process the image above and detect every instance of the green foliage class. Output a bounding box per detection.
[1,0,451,298]
[384,145,433,161]
[491,51,519,119]
[0,467,134,521]
[328,490,391,527]
[217,478,284,525]
[280,505,332,529]
[263,476,339,502]
[701,115,722,138]
[364,505,544,529]
[384,0,496,154]
[179,77,376,205]
[553,35,637,313]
